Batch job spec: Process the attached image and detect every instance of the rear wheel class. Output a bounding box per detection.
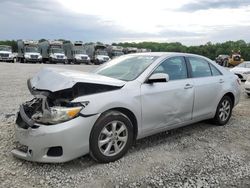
[90,111,134,163]
[213,96,233,126]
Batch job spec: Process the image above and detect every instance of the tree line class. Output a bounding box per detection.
[114,40,250,60]
[1,39,250,60]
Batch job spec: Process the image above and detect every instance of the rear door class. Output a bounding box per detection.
[140,56,194,133]
[187,56,224,119]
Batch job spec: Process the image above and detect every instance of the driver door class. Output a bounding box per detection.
[140,56,194,134]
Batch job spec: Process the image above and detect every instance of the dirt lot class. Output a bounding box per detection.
[0,62,250,188]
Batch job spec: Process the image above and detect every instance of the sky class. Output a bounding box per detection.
[1,0,250,45]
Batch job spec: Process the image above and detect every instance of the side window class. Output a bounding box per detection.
[210,64,222,76]
[188,57,212,78]
[153,56,188,81]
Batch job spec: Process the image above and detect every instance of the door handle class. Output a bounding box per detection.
[184,84,193,89]
[219,79,224,83]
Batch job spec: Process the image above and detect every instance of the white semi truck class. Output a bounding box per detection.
[85,43,110,65]
[17,40,42,63]
[107,45,124,59]
[0,45,15,63]
[39,40,67,64]
[63,41,90,64]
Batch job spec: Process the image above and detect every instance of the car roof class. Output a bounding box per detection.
[129,52,203,58]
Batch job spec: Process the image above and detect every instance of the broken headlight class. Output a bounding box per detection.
[31,101,89,125]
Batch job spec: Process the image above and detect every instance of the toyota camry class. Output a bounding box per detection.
[12,52,241,163]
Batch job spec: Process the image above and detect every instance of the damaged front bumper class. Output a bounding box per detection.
[12,104,99,163]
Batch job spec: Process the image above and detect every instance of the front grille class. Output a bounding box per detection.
[30,55,38,59]
[0,53,9,57]
[57,55,64,59]
[81,56,87,60]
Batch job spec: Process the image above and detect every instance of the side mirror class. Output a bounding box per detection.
[147,73,169,83]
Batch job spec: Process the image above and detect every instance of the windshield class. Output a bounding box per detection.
[112,51,124,56]
[51,48,64,53]
[25,47,38,53]
[0,46,11,52]
[75,50,86,54]
[95,55,158,81]
[96,50,108,56]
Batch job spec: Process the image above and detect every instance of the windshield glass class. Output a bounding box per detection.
[96,50,108,56]
[25,47,38,52]
[95,55,158,81]
[51,48,64,53]
[112,51,124,56]
[75,50,86,54]
[0,46,11,52]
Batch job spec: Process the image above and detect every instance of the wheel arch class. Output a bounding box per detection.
[96,107,138,142]
[223,92,235,106]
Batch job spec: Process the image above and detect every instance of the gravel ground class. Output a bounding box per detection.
[0,62,250,188]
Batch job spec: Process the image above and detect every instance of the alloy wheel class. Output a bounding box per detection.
[98,120,128,157]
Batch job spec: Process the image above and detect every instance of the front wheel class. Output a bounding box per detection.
[213,96,233,126]
[90,111,134,163]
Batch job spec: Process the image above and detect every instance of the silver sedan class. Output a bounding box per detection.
[12,52,241,163]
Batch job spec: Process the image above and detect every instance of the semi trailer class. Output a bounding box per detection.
[39,40,67,64]
[63,41,90,64]
[0,45,15,63]
[123,47,138,54]
[85,43,110,64]
[17,40,42,63]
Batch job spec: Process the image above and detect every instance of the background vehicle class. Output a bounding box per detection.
[123,47,138,54]
[85,43,110,64]
[12,53,240,163]
[17,40,42,63]
[107,45,124,59]
[39,40,67,64]
[63,41,90,64]
[230,62,250,81]
[245,76,250,96]
[215,54,229,67]
[228,51,244,67]
[0,45,15,63]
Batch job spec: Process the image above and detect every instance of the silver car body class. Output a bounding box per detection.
[12,52,241,163]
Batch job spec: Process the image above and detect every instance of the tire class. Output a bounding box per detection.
[213,95,233,126]
[90,111,134,163]
[247,93,250,97]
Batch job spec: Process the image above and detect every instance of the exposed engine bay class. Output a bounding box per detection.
[17,79,122,127]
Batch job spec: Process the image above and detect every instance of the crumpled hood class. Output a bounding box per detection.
[29,67,126,92]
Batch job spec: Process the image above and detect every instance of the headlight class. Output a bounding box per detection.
[50,54,56,58]
[32,106,83,124]
[49,106,82,123]
[38,55,42,59]
[24,54,31,59]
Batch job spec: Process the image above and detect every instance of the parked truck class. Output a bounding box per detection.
[17,40,42,63]
[0,45,15,63]
[39,40,67,64]
[123,47,138,54]
[85,43,110,64]
[107,45,124,59]
[63,41,90,64]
